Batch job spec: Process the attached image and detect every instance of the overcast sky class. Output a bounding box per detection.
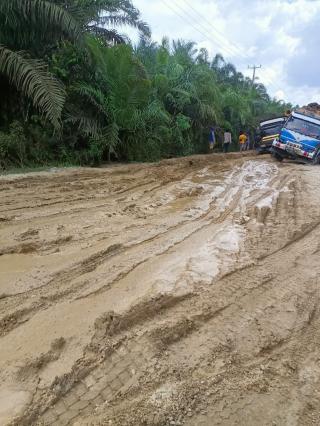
[128,0,320,106]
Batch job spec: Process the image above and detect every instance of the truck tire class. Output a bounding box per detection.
[272,151,283,162]
[312,147,320,165]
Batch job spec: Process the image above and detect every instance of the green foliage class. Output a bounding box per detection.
[0,0,292,169]
[0,0,83,129]
[0,121,26,168]
[0,46,66,129]
[0,0,150,132]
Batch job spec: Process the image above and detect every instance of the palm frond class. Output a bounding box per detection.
[0,45,65,129]
[65,111,100,137]
[73,82,108,118]
[87,25,128,44]
[104,122,120,148]
[97,15,151,37]
[1,0,81,40]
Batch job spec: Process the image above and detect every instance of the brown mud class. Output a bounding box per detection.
[1,152,320,425]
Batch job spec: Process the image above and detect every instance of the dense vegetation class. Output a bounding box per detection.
[0,0,291,169]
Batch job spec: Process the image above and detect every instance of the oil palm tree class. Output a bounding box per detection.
[0,0,80,129]
[68,43,151,160]
[0,0,150,130]
[70,0,150,44]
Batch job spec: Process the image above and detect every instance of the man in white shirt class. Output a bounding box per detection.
[223,131,232,153]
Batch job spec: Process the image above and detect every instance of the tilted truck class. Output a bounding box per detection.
[271,103,320,164]
[256,116,286,154]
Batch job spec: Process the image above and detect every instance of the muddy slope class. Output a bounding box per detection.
[1,153,320,426]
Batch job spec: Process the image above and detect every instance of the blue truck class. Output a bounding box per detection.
[270,104,320,164]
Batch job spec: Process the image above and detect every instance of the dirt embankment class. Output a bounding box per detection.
[1,152,320,426]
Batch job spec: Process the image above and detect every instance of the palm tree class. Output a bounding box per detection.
[68,42,151,161]
[196,48,210,66]
[75,0,151,44]
[0,0,80,129]
[0,0,150,130]
[137,40,224,155]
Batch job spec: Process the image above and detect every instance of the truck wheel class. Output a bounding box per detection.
[312,148,320,165]
[272,152,283,162]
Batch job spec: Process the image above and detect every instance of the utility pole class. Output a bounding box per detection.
[248,65,262,86]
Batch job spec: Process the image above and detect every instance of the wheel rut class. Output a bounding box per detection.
[2,155,320,426]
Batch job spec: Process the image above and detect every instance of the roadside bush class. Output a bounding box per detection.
[0,121,27,169]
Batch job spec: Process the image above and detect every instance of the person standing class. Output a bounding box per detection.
[239,131,247,152]
[209,127,216,152]
[223,131,232,153]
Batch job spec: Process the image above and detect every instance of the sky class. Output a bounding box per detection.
[127,0,320,106]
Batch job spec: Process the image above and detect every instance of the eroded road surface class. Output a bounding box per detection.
[1,153,320,426]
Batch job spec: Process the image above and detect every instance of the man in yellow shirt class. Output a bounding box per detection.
[239,132,247,152]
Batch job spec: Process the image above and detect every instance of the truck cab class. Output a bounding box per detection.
[271,108,320,164]
[256,117,285,154]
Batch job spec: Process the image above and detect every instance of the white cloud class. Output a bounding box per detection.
[275,90,285,100]
[128,0,320,105]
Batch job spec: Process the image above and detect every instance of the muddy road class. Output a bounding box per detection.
[1,153,320,426]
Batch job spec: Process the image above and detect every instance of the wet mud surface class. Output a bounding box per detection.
[1,153,320,425]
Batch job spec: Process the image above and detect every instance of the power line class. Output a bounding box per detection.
[181,0,248,61]
[179,0,284,94]
[160,0,284,97]
[159,0,240,59]
[258,68,284,95]
[179,1,284,95]
[171,0,244,59]
[248,64,283,97]
[173,0,285,95]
